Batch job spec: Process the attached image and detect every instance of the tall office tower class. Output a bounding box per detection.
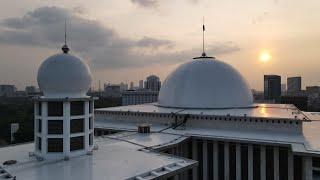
[144,75,161,91]
[130,82,134,90]
[139,80,143,89]
[287,76,302,93]
[281,84,287,93]
[264,75,281,100]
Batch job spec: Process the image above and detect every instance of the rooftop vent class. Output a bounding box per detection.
[2,160,17,166]
[138,123,152,134]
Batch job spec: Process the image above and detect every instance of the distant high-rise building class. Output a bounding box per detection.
[264,75,281,100]
[25,86,36,94]
[130,82,134,90]
[105,85,121,97]
[144,75,161,91]
[281,84,287,93]
[287,76,301,93]
[139,80,143,89]
[121,90,159,106]
[0,84,16,97]
[119,82,128,91]
[306,86,320,96]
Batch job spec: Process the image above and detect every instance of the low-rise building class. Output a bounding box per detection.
[121,90,159,105]
[0,85,16,97]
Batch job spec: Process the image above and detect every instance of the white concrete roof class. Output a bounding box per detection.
[158,58,254,109]
[94,117,320,156]
[96,103,307,120]
[0,133,196,180]
[37,53,92,98]
[95,103,320,155]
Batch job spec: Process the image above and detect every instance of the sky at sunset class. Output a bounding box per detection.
[0,0,319,90]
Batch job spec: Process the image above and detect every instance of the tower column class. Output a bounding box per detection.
[273,146,279,180]
[34,102,37,151]
[84,101,90,151]
[213,141,219,180]
[63,101,71,157]
[203,140,208,180]
[260,145,266,180]
[236,143,241,180]
[224,142,230,180]
[41,102,48,154]
[192,139,198,180]
[288,148,294,180]
[248,144,253,180]
[302,156,312,180]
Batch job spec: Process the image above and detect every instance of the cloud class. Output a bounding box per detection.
[188,0,199,4]
[135,37,173,49]
[131,0,158,8]
[0,6,240,70]
[252,11,269,24]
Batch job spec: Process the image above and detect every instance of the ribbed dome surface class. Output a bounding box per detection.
[37,53,92,98]
[158,58,254,109]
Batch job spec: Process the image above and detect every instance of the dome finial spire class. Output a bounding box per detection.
[62,19,70,54]
[202,16,206,57]
[193,17,214,59]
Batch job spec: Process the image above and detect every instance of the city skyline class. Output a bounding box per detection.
[0,0,320,90]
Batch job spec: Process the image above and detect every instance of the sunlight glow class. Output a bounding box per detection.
[260,52,271,62]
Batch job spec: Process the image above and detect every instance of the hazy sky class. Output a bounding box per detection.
[0,0,320,90]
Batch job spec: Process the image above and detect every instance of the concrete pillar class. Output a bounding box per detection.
[248,144,253,180]
[173,175,178,180]
[34,102,37,151]
[182,142,189,180]
[236,143,241,180]
[63,101,70,157]
[260,145,266,180]
[192,139,198,180]
[273,146,279,180]
[203,140,208,180]
[41,102,48,154]
[84,101,90,151]
[213,141,219,180]
[178,144,182,180]
[302,156,312,180]
[288,148,294,180]
[224,142,230,180]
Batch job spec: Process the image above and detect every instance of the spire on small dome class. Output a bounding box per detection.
[62,20,70,54]
[193,17,215,59]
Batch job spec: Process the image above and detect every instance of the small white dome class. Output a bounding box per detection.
[158,58,254,109]
[37,53,92,98]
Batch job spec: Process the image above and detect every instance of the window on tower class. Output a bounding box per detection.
[38,137,41,151]
[48,101,63,116]
[38,102,42,116]
[89,101,93,114]
[89,117,93,129]
[70,136,84,151]
[48,120,63,134]
[38,119,42,133]
[47,138,63,152]
[71,101,84,116]
[89,133,93,146]
[70,118,84,133]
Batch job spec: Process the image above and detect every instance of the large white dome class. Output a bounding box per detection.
[158,58,254,109]
[37,53,92,98]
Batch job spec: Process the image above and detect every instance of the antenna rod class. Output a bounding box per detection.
[64,19,67,45]
[62,19,70,53]
[203,17,205,55]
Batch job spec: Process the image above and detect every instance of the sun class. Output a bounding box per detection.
[260,52,271,62]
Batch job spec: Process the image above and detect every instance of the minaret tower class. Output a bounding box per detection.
[34,23,97,160]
